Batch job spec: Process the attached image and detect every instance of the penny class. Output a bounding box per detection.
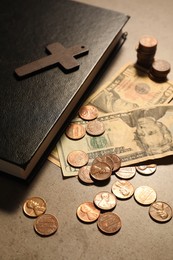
[90,161,112,181]
[136,164,157,175]
[78,166,94,184]
[93,191,117,210]
[23,197,47,217]
[97,212,122,234]
[86,119,105,136]
[149,201,172,223]
[151,59,171,74]
[139,35,157,51]
[33,214,58,236]
[65,123,86,140]
[115,166,136,179]
[112,180,134,199]
[92,155,114,171]
[78,105,98,121]
[67,150,89,167]
[107,153,121,171]
[134,185,157,205]
[76,202,100,223]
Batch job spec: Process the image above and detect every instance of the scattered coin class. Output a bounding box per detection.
[149,201,172,223]
[136,164,157,175]
[97,212,122,234]
[23,197,47,217]
[86,119,105,136]
[134,185,157,205]
[65,123,86,140]
[78,165,94,184]
[78,105,98,121]
[93,191,117,211]
[115,166,136,179]
[67,150,89,167]
[112,180,134,199]
[92,155,114,171]
[90,161,112,181]
[76,202,100,223]
[107,153,121,171]
[33,214,59,236]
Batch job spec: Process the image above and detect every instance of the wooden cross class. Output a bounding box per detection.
[15,42,89,77]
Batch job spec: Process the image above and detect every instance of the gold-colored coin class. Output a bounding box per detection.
[65,123,86,140]
[33,214,58,236]
[97,212,122,234]
[67,150,89,168]
[136,164,157,175]
[112,180,134,199]
[78,105,98,121]
[76,202,100,223]
[134,185,157,205]
[149,201,172,223]
[23,197,47,217]
[86,119,105,136]
[78,166,94,184]
[93,191,117,210]
[115,166,136,179]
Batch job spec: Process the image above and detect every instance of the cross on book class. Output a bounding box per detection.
[15,42,89,77]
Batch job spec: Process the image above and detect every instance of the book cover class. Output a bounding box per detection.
[0,0,129,179]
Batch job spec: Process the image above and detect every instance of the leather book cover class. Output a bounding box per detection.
[0,0,129,179]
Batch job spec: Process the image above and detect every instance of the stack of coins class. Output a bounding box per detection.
[136,35,157,69]
[149,59,171,82]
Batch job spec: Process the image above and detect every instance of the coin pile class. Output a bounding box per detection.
[136,35,157,69]
[149,59,171,82]
[22,196,59,237]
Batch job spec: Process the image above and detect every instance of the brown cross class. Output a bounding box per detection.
[15,42,89,77]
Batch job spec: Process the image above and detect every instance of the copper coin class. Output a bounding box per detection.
[136,164,157,175]
[78,166,94,184]
[23,197,47,217]
[149,201,172,223]
[90,161,112,181]
[151,59,171,74]
[139,35,157,51]
[112,180,134,199]
[86,119,105,136]
[33,214,58,236]
[134,185,157,205]
[65,123,86,140]
[97,212,122,234]
[93,191,117,210]
[76,202,100,223]
[92,155,114,171]
[78,105,98,120]
[107,153,121,171]
[115,166,136,179]
[67,150,89,167]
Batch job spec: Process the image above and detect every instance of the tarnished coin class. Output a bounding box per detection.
[86,119,105,136]
[97,212,122,234]
[65,123,86,140]
[139,35,157,51]
[67,150,89,167]
[149,201,172,223]
[112,180,134,199]
[134,185,157,205]
[90,161,112,181]
[33,214,58,236]
[136,164,157,175]
[78,105,98,121]
[23,197,47,217]
[115,166,136,179]
[93,191,117,210]
[92,155,114,171]
[76,202,100,223]
[78,166,94,184]
[107,153,121,171]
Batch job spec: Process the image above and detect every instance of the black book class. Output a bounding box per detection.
[0,0,129,179]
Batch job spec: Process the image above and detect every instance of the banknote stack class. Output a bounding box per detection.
[136,35,157,69]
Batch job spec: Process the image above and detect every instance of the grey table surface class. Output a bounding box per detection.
[1,0,173,259]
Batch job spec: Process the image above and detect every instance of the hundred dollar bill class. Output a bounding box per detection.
[85,63,173,114]
[57,104,173,177]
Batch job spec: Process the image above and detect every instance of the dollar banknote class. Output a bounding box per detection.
[57,104,173,177]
